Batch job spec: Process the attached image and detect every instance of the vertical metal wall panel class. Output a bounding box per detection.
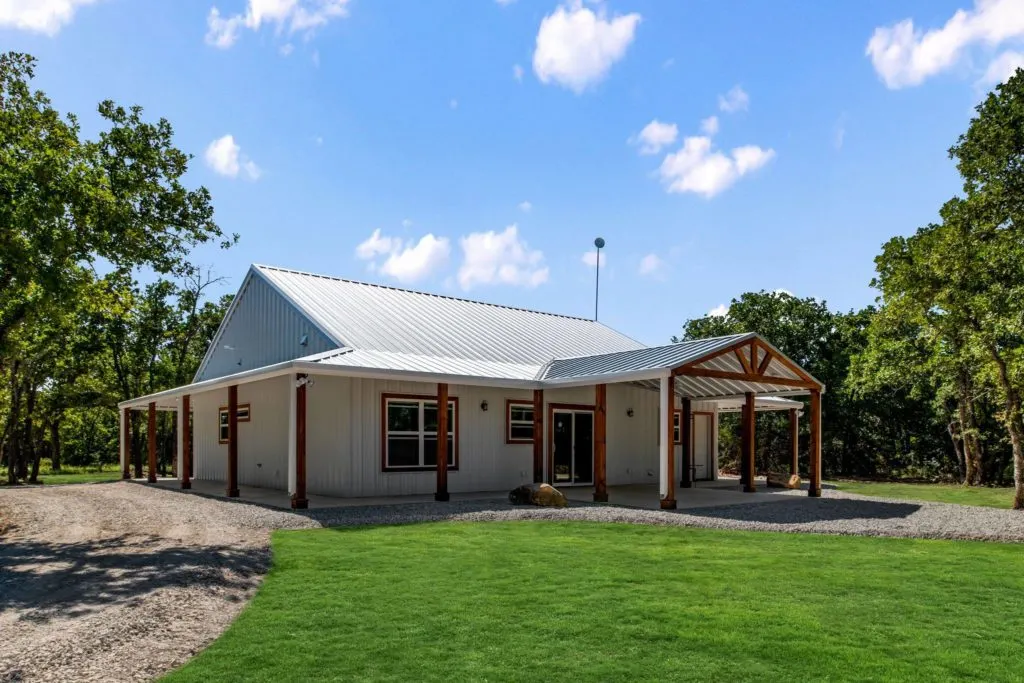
[606,384,659,486]
[304,375,536,497]
[190,377,289,489]
[191,389,226,483]
[197,272,336,383]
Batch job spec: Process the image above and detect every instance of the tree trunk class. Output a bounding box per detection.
[948,420,965,481]
[4,361,22,485]
[964,395,985,484]
[984,342,1024,509]
[22,382,36,482]
[50,420,61,471]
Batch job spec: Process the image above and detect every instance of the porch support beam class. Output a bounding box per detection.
[121,407,131,479]
[659,375,676,510]
[680,398,693,489]
[594,384,608,502]
[147,402,158,483]
[532,389,544,483]
[227,384,239,497]
[180,395,192,489]
[789,407,799,477]
[808,389,822,497]
[742,392,756,493]
[435,382,449,502]
[292,374,308,509]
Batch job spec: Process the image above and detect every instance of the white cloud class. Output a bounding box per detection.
[449,98,459,109]
[659,136,774,198]
[700,115,719,135]
[279,42,294,56]
[513,63,524,82]
[355,228,401,260]
[0,0,97,35]
[458,225,548,290]
[402,218,413,228]
[708,303,729,317]
[866,0,1024,89]
[633,119,678,155]
[496,0,517,4]
[981,49,1024,84]
[638,253,664,276]
[206,0,351,49]
[581,251,606,268]
[204,134,261,180]
[773,288,794,297]
[533,0,641,93]
[718,85,750,113]
[662,57,675,69]
[380,234,451,283]
[518,200,533,212]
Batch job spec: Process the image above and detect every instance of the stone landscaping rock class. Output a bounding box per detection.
[507,483,568,507]
[766,473,802,489]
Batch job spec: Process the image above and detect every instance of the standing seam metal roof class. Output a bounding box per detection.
[254,264,646,366]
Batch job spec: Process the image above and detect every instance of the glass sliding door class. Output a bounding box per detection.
[550,409,595,486]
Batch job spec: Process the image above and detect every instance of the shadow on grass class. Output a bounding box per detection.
[0,535,268,624]
[684,497,922,523]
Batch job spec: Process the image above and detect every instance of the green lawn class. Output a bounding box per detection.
[166,522,1024,682]
[0,464,122,486]
[835,480,1016,509]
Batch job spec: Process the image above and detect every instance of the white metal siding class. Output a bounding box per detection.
[187,374,718,498]
[305,376,536,497]
[197,272,336,382]
[190,376,289,489]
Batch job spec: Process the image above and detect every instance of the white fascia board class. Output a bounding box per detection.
[292,362,541,390]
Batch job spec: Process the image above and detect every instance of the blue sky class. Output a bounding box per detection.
[3,0,1023,345]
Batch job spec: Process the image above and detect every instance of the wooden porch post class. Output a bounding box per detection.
[292,375,308,509]
[808,389,822,497]
[789,407,799,477]
[147,402,157,483]
[122,407,131,479]
[594,384,608,502]
[742,392,756,493]
[181,395,192,489]
[532,389,544,483]
[680,398,693,488]
[660,375,677,509]
[227,384,239,497]
[435,382,449,502]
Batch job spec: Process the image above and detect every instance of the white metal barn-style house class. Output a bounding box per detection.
[118,264,825,509]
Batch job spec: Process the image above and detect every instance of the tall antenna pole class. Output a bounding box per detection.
[593,237,605,321]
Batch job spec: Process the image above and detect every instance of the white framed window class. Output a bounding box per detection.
[218,404,251,444]
[506,400,535,444]
[382,394,458,471]
[673,410,682,445]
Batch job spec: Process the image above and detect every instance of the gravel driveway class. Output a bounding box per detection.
[3,481,1024,682]
[0,482,316,683]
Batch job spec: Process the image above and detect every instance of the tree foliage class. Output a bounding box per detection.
[0,52,233,483]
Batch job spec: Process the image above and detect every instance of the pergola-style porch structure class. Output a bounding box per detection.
[119,332,823,510]
[536,333,824,508]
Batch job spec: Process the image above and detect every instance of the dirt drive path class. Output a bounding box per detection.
[0,482,316,682]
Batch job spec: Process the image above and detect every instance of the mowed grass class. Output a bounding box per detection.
[836,480,1016,509]
[166,522,1024,683]
[0,464,121,486]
